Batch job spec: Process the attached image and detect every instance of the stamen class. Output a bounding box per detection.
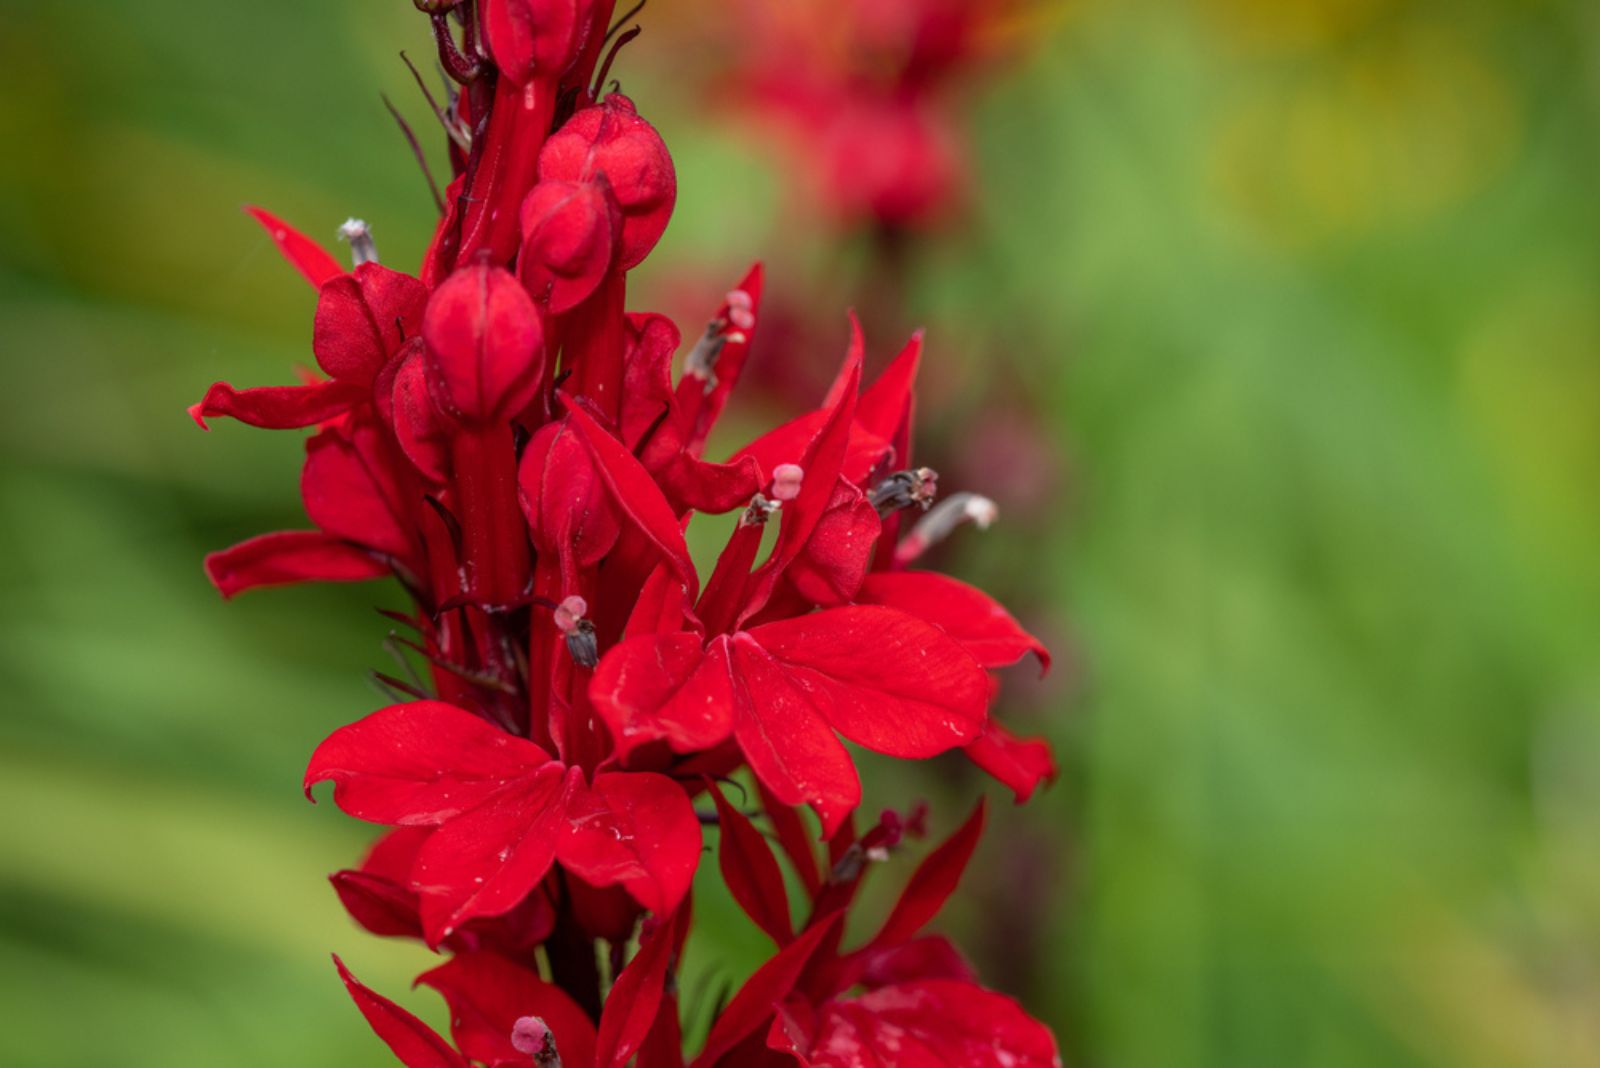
[338,218,380,266]
[869,466,938,516]
[511,1016,562,1067]
[770,463,804,502]
[742,493,779,526]
[553,595,598,669]
[682,324,727,388]
[894,492,998,564]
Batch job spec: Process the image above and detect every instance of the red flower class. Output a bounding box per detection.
[305,701,699,944]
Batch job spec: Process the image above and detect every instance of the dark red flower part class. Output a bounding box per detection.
[195,4,1059,1062]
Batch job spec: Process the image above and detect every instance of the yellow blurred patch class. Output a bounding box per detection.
[1209,20,1518,247]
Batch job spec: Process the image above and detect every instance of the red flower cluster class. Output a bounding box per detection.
[715,0,1023,230]
[195,1,1058,1063]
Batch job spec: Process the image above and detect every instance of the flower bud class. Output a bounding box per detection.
[518,176,622,313]
[538,95,675,270]
[422,262,546,424]
[481,0,585,85]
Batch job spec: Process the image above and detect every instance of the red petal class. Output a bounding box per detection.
[188,378,364,430]
[416,950,597,1068]
[413,763,570,944]
[873,800,985,949]
[747,605,988,758]
[619,311,681,455]
[558,769,702,915]
[964,721,1057,803]
[810,980,1060,1068]
[855,936,977,988]
[588,631,731,759]
[244,205,342,288]
[204,530,386,597]
[736,357,862,625]
[332,955,467,1068]
[300,422,413,559]
[330,827,431,940]
[560,397,700,601]
[856,571,1050,672]
[676,263,763,456]
[423,262,546,423]
[694,916,840,1067]
[595,910,681,1068]
[708,779,793,945]
[520,177,622,313]
[314,263,429,384]
[728,634,861,838]
[757,779,822,898]
[784,478,881,607]
[539,95,675,269]
[304,700,552,825]
[854,331,923,466]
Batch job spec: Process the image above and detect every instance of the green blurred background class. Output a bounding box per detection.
[4,0,1600,1064]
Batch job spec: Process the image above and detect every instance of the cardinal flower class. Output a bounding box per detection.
[193,0,1061,1062]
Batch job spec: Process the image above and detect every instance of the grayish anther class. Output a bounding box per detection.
[869,466,939,516]
[682,323,728,392]
[339,218,379,267]
[742,493,780,526]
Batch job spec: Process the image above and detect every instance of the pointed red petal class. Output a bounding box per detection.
[728,634,861,838]
[736,358,862,625]
[416,950,597,1068]
[855,330,923,465]
[588,631,731,759]
[561,396,700,600]
[708,779,793,945]
[303,700,552,824]
[857,571,1050,672]
[676,262,763,456]
[204,530,386,597]
[596,910,682,1068]
[757,779,822,898]
[559,769,702,915]
[245,205,343,288]
[413,763,570,944]
[873,800,985,949]
[748,605,989,758]
[332,955,467,1068]
[188,378,364,430]
[964,721,1057,803]
[694,916,840,1067]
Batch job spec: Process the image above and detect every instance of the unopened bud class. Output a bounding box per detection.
[771,463,804,502]
[511,1016,561,1067]
[338,218,379,266]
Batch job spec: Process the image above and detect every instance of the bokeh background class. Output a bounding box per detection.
[4,0,1600,1064]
